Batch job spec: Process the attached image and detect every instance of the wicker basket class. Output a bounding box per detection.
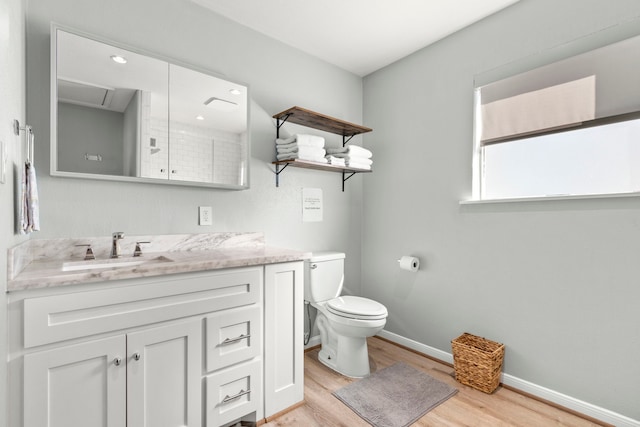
[451,332,505,394]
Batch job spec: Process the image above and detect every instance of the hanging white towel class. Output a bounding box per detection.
[20,162,40,234]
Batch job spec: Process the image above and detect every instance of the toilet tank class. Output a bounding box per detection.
[304,251,346,303]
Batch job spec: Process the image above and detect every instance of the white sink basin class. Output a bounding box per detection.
[62,256,173,272]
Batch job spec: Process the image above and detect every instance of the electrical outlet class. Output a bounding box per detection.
[199,206,213,226]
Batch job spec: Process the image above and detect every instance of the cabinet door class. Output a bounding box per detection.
[264,262,304,417]
[127,319,202,427]
[24,335,127,427]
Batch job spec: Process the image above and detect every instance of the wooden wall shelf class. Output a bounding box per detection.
[272,106,372,137]
[272,106,373,191]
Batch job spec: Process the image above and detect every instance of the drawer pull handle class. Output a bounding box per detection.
[113,357,122,366]
[221,334,251,345]
[221,389,251,404]
[133,352,141,361]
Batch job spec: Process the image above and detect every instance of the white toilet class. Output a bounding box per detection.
[305,251,388,378]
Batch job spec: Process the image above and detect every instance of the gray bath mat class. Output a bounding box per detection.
[332,362,458,427]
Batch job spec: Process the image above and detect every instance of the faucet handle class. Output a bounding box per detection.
[133,241,150,257]
[75,244,96,261]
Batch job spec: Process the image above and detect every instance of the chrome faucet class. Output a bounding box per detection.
[110,232,125,258]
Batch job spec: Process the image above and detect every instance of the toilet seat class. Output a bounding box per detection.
[326,296,387,320]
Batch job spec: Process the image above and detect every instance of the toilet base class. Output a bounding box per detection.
[318,335,371,378]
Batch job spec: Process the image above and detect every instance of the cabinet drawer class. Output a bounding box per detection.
[206,305,261,372]
[206,359,262,427]
[24,267,262,348]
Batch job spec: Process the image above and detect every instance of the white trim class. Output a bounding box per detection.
[460,190,640,205]
[377,330,640,427]
[377,329,453,364]
[304,335,321,350]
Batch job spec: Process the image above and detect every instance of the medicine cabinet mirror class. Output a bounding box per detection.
[51,26,250,189]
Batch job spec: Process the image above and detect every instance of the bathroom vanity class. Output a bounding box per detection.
[7,232,307,427]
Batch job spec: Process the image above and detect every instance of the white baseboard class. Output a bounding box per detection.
[304,335,321,350]
[377,329,640,427]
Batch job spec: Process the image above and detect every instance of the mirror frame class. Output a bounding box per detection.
[50,24,251,190]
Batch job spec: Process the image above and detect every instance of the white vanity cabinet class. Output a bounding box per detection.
[24,335,127,427]
[127,320,201,427]
[263,262,304,419]
[24,320,201,427]
[9,261,305,427]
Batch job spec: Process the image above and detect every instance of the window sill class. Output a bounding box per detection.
[460,191,640,205]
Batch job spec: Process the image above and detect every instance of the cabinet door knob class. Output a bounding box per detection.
[133,352,141,361]
[113,357,122,366]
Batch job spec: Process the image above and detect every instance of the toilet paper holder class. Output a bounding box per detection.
[397,256,420,272]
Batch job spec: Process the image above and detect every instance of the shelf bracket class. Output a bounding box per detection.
[275,162,290,187]
[342,171,356,192]
[276,113,292,138]
[342,134,355,146]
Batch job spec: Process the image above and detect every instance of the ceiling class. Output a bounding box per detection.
[190,0,520,76]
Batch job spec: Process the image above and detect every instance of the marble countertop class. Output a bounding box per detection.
[8,233,310,292]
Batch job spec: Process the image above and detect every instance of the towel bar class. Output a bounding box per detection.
[13,119,35,166]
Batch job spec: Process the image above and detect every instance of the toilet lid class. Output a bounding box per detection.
[327,296,388,320]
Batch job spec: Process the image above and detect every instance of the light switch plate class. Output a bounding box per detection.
[199,206,213,226]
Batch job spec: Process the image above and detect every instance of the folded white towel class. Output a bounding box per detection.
[346,161,372,170]
[325,145,372,158]
[276,134,325,148]
[328,154,373,165]
[277,153,328,163]
[275,141,299,151]
[325,155,346,166]
[277,146,326,157]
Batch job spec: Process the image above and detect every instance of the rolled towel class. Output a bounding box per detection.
[277,152,328,163]
[325,145,372,158]
[328,154,373,165]
[346,161,372,170]
[325,155,346,166]
[277,146,326,157]
[276,134,325,148]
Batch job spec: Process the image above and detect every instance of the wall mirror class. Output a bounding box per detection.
[51,26,250,189]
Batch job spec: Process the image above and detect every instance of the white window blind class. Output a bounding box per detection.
[480,75,596,144]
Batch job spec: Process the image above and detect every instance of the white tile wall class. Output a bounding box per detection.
[140,116,244,185]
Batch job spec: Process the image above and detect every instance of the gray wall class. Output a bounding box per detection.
[57,103,125,175]
[18,0,640,422]
[0,0,28,425]
[25,0,365,292]
[362,0,640,420]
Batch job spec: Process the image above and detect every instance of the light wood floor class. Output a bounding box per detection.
[264,336,609,427]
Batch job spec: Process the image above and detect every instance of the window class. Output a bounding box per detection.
[472,32,640,201]
[480,115,640,199]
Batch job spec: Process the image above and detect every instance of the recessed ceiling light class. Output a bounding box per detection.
[196,115,204,120]
[110,55,127,64]
[229,88,241,95]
